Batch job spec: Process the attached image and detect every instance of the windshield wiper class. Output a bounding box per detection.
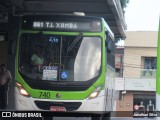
[67,32,83,52]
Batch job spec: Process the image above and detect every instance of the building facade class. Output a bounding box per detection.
[115,31,158,116]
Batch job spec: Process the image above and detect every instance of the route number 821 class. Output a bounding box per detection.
[39,92,51,98]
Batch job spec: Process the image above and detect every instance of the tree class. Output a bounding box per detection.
[120,0,129,14]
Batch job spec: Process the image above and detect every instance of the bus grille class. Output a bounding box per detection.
[34,101,82,111]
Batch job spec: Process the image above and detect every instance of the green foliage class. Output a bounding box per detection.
[120,0,129,13]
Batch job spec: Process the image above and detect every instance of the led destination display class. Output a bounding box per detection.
[22,19,101,32]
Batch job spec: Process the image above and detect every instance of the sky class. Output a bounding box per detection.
[125,0,160,31]
[116,0,160,46]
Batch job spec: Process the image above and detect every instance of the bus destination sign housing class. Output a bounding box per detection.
[21,15,102,32]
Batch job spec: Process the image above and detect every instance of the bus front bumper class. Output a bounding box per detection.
[15,93,107,112]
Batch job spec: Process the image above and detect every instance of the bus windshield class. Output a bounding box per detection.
[19,33,101,82]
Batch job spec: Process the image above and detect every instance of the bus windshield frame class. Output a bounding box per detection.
[18,32,102,85]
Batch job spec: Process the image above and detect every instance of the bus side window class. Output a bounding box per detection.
[107,40,113,53]
[106,32,115,68]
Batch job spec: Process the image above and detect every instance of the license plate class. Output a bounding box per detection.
[50,106,66,111]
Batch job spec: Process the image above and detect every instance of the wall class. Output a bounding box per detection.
[123,31,158,78]
[124,31,158,47]
[116,92,133,117]
[124,47,157,78]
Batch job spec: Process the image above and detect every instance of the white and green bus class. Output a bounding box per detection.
[15,15,115,116]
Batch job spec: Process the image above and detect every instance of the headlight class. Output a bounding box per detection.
[87,85,103,99]
[16,82,30,97]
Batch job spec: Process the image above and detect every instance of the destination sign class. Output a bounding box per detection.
[22,19,101,32]
[33,21,80,29]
